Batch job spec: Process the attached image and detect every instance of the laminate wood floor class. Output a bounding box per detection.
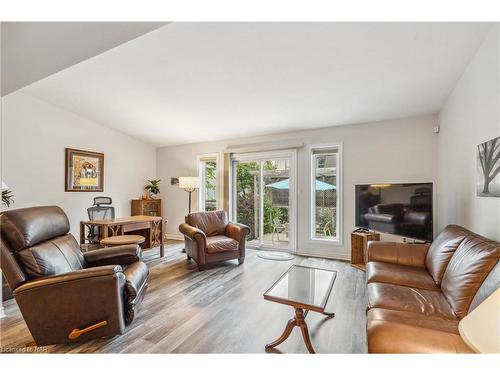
[0,242,367,353]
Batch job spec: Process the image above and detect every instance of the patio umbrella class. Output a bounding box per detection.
[266,179,335,190]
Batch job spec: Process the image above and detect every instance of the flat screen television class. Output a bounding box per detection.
[355,182,433,242]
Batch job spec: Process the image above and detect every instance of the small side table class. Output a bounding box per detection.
[351,230,380,271]
[100,235,145,247]
[264,265,337,353]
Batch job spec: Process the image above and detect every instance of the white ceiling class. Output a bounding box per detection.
[1,22,167,95]
[19,22,492,147]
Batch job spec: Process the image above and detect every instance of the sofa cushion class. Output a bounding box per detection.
[368,308,459,334]
[425,225,469,285]
[206,235,239,253]
[367,308,472,353]
[1,206,70,251]
[17,234,85,278]
[441,236,499,318]
[366,262,439,290]
[367,282,456,319]
[187,210,228,237]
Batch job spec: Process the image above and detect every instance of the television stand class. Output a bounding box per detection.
[351,230,380,271]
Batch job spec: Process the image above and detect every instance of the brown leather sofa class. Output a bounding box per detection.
[179,210,249,271]
[366,225,499,353]
[0,206,149,346]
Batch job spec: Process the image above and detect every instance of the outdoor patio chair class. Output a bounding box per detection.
[272,217,289,243]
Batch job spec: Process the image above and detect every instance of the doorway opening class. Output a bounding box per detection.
[231,151,296,252]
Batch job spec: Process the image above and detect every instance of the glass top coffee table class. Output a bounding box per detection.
[263,264,337,353]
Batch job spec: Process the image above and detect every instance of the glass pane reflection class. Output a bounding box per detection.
[265,265,336,309]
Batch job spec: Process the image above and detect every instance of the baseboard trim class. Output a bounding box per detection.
[164,234,349,261]
[296,249,350,261]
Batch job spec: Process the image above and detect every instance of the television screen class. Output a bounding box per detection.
[355,182,433,242]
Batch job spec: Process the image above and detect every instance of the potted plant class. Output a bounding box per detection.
[1,182,14,208]
[145,179,161,199]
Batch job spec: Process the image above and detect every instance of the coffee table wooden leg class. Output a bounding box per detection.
[299,322,315,354]
[295,308,315,354]
[265,308,316,353]
[265,318,296,351]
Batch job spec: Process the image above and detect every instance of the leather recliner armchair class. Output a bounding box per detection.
[0,206,149,346]
[179,210,249,271]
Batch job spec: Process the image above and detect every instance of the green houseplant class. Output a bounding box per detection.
[1,182,14,208]
[145,179,161,198]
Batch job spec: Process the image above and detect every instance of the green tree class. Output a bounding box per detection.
[203,161,217,210]
[235,161,288,239]
[235,162,259,239]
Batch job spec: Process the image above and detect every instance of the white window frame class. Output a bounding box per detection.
[197,153,223,212]
[229,149,297,253]
[308,143,343,245]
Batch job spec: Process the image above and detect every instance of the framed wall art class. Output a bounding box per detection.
[65,148,104,192]
[477,136,500,197]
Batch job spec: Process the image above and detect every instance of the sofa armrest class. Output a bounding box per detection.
[12,265,127,346]
[14,265,124,293]
[367,241,430,268]
[83,245,141,267]
[225,222,250,242]
[179,223,207,261]
[179,223,206,241]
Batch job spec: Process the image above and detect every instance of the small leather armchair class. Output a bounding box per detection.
[179,210,249,271]
[0,206,149,346]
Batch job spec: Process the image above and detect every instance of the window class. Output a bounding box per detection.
[310,145,341,242]
[199,154,219,211]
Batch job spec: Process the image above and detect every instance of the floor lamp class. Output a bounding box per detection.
[179,177,200,253]
[179,177,201,214]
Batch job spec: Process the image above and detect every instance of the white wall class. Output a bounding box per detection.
[1,92,157,237]
[437,25,500,241]
[157,114,438,259]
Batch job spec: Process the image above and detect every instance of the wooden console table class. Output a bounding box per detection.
[80,215,164,257]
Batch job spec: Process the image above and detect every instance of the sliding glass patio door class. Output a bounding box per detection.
[231,151,295,252]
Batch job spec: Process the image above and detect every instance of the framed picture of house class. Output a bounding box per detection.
[477,136,500,197]
[65,148,104,192]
